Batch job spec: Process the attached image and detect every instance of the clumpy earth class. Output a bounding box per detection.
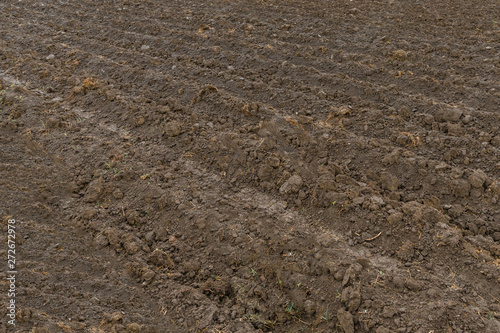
[0,0,499,332]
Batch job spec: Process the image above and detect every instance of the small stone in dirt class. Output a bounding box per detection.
[450,179,471,197]
[164,120,181,137]
[337,308,354,333]
[393,50,407,61]
[279,175,303,194]
[46,54,55,60]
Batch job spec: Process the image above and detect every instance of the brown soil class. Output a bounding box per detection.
[1,0,499,332]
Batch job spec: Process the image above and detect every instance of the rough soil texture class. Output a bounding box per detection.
[1,0,499,332]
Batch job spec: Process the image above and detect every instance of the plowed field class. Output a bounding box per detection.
[1,0,499,332]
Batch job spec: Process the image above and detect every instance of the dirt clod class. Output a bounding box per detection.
[279,174,303,194]
[469,169,487,188]
[337,308,354,333]
[164,120,181,137]
[393,50,408,61]
[380,171,400,191]
[450,179,471,197]
[84,177,105,203]
[435,108,463,122]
